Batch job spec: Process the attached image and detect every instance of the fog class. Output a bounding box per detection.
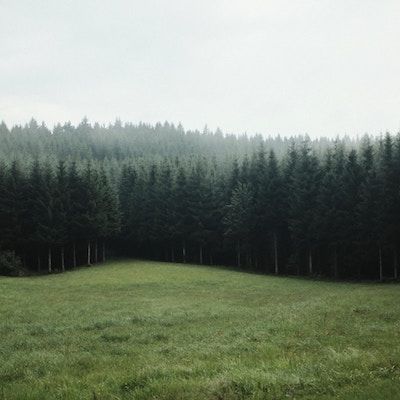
[1,0,400,137]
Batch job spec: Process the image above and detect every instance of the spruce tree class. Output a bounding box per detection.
[224,183,254,268]
[288,140,321,275]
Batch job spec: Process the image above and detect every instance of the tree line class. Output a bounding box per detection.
[0,119,399,280]
[0,161,120,274]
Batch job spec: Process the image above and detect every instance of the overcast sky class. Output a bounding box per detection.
[1,0,400,137]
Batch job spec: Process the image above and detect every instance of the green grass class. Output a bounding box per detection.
[0,260,400,399]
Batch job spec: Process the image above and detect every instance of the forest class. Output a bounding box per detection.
[0,118,399,280]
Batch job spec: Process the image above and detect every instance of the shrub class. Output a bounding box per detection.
[0,251,23,276]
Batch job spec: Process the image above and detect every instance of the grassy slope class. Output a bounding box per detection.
[0,260,399,400]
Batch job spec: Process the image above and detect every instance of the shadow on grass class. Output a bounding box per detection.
[124,256,400,285]
[4,255,399,285]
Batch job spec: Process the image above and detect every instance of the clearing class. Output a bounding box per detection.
[0,260,399,399]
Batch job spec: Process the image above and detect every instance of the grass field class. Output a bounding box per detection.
[0,260,399,399]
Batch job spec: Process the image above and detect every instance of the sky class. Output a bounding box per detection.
[1,0,400,138]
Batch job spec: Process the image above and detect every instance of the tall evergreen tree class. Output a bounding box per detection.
[224,183,254,267]
[288,140,321,275]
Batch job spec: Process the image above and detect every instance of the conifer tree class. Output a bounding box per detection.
[173,167,190,262]
[2,162,27,259]
[224,183,254,267]
[288,140,321,275]
[378,134,399,279]
[54,161,69,272]
[357,137,382,279]
[317,143,347,277]
[67,162,86,268]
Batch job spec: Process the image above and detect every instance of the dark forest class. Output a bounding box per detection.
[1,119,399,280]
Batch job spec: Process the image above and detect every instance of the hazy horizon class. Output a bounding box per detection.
[1,1,400,138]
[1,117,397,142]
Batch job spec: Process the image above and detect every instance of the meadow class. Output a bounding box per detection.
[0,260,399,399]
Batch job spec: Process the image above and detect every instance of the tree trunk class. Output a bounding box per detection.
[72,242,77,268]
[333,245,338,279]
[209,253,213,265]
[237,240,241,267]
[182,241,186,263]
[394,247,398,280]
[378,243,383,282]
[273,232,278,274]
[171,247,175,262]
[94,240,98,263]
[102,241,106,263]
[37,250,41,273]
[308,249,313,275]
[87,240,91,266]
[199,245,203,264]
[48,247,52,273]
[61,246,65,273]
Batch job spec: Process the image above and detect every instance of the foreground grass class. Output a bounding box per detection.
[0,260,399,399]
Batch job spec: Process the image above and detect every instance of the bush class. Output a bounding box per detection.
[0,251,23,276]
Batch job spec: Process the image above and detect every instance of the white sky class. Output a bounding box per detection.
[1,0,400,137]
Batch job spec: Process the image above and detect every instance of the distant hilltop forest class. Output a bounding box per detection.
[0,118,399,281]
[0,118,362,166]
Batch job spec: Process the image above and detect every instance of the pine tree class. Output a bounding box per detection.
[224,183,254,268]
[187,162,207,264]
[265,150,285,274]
[1,162,27,257]
[157,161,176,261]
[288,140,321,275]
[357,137,382,279]
[97,168,121,262]
[67,162,88,267]
[316,143,347,277]
[377,133,398,279]
[54,161,69,272]
[173,167,190,262]
[392,133,400,279]
[342,149,362,267]
[28,164,59,273]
